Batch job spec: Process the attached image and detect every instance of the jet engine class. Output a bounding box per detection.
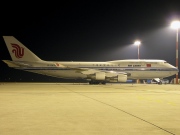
[89,72,106,80]
[87,72,127,83]
[106,74,127,82]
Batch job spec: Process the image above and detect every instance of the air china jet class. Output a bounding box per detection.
[2,36,178,84]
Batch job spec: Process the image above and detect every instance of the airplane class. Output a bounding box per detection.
[2,36,179,84]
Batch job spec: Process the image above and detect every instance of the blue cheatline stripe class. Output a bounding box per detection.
[14,67,178,71]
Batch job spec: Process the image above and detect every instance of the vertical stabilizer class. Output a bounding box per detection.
[3,36,42,62]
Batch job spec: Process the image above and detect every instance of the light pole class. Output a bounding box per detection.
[171,21,180,84]
[134,40,141,59]
[134,40,141,83]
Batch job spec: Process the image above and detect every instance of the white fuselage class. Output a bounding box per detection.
[9,59,178,80]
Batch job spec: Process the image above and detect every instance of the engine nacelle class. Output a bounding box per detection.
[89,72,106,80]
[117,74,127,82]
[106,74,127,82]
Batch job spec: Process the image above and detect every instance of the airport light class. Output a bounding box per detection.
[134,40,141,59]
[134,40,141,84]
[171,20,180,84]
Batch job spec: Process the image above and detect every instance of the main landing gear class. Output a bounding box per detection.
[89,81,106,85]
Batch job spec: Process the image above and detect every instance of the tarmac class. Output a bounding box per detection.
[0,82,180,135]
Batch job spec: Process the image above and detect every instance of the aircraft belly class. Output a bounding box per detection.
[26,70,86,79]
[23,69,177,80]
[128,71,173,79]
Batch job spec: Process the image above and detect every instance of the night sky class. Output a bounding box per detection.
[1,1,180,82]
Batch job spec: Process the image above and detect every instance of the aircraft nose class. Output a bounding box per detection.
[174,68,179,74]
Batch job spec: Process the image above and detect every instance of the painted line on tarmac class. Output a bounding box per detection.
[62,85,176,135]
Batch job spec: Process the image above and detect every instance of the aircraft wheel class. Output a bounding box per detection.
[101,81,106,85]
[158,81,162,85]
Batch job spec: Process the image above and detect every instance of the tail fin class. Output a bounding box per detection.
[3,36,42,62]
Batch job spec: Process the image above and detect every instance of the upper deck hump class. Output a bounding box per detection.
[108,59,166,63]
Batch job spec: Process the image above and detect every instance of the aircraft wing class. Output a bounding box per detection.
[69,67,128,77]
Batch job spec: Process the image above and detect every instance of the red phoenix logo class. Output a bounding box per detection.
[11,44,24,58]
